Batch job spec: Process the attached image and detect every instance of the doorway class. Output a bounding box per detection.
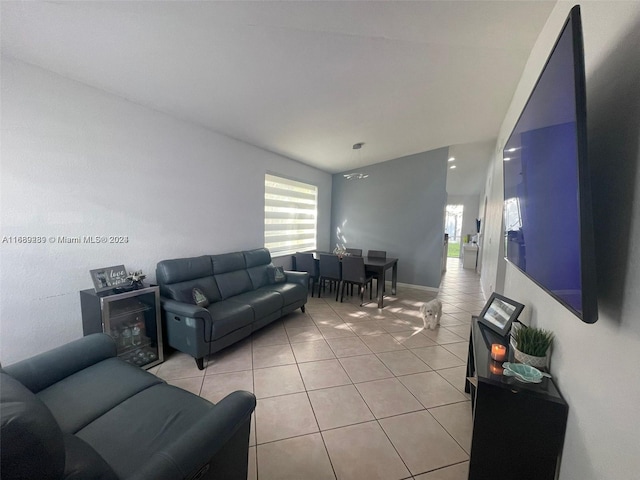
[445,204,463,257]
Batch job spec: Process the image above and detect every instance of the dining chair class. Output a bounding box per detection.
[366,250,387,293]
[344,248,362,295]
[340,256,374,306]
[294,252,319,297]
[318,254,342,301]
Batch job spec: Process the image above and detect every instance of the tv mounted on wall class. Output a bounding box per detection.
[503,5,598,324]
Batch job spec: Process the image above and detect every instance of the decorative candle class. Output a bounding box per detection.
[489,360,504,375]
[490,343,507,362]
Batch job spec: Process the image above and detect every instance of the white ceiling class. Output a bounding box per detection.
[0,1,555,193]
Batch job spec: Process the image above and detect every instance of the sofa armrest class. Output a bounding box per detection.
[160,298,211,319]
[128,390,257,480]
[3,334,116,393]
[284,270,308,288]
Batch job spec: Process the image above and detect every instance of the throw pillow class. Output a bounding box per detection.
[192,287,209,307]
[267,265,287,284]
[273,266,286,283]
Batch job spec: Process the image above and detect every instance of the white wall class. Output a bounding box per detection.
[0,58,332,365]
[481,2,640,478]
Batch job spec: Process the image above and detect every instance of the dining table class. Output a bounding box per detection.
[292,251,398,309]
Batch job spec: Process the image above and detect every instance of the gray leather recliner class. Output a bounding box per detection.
[0,334,256,480]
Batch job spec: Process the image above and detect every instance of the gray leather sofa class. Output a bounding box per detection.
[0,333,256,480]
[157,248,308,369]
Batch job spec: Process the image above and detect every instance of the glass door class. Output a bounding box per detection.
[445,204,464,257]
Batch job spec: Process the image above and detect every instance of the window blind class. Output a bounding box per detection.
[264,174,318,257]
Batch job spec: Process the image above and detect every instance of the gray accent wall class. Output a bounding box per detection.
[331,148,448,289]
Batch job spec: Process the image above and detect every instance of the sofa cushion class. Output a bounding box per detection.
[156,255,213,286]
[244,248,271,268]
[208,301,255,340]
[63,433,118,480]
[248,264,271,289]
[0,371,65,480]
[212,252,246,274]
[163,276,221,304]
[215,270,253,299]
[261,282,308,306]
[227,290,283,318]
[76,384,218,479]
[37,358,163,433]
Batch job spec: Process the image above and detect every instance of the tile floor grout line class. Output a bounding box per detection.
[425,404,472,458]
[302,296,340,480]
[164,258,481,479]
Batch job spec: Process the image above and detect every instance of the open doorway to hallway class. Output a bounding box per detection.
[445,204,463,257]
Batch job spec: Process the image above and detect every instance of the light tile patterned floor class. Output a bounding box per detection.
[150,258,483,480]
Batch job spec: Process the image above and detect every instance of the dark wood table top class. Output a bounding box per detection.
[304,251,398,268]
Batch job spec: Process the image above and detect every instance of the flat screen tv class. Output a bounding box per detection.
[503,5,598,324]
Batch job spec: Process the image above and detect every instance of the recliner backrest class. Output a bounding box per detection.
[156,256,221,304]
[244,248,273,289]
[212,252,253,299]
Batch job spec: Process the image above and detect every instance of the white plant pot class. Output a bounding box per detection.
[509,324,551,371]
[512,346,549,370]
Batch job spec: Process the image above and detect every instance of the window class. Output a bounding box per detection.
[445,204,464,258]
[264,174,318,257]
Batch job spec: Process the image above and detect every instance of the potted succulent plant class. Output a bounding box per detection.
[511,325,554,370]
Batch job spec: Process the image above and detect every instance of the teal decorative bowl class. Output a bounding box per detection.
[502,363,550,383]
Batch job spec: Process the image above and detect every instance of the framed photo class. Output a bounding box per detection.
[477,292,524,337]
[90,265,128,293]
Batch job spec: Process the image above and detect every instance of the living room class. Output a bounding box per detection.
[2,2,640,480]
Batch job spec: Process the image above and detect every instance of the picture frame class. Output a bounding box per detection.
[477,292,524,337]
[90,265,128,293]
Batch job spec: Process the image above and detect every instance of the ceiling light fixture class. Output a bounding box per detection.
[344,142,369,180]
[504,157,511,162]
[450,165,457,169]
[507,148,517,152]
[448,157,455,162]
[343,173,369,180]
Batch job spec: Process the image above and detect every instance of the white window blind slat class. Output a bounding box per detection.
[264,174,318,257]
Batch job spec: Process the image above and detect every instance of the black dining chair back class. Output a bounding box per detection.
[345,248,362,256]
[294,252,318,297]
[318,254,342,301]
[340,256,374,306]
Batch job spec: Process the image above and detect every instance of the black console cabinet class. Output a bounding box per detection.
[465,317,568,480]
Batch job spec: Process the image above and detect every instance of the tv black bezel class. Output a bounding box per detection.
[502,5,598,324]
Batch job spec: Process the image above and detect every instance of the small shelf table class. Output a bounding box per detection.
[465,317,568,479]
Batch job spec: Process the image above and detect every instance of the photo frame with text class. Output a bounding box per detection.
[477,292,524,337]
[90,265,128,293]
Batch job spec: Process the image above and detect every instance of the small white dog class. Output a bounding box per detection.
[420,299,443,330]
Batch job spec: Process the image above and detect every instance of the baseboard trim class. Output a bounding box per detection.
[386,281,439,293]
